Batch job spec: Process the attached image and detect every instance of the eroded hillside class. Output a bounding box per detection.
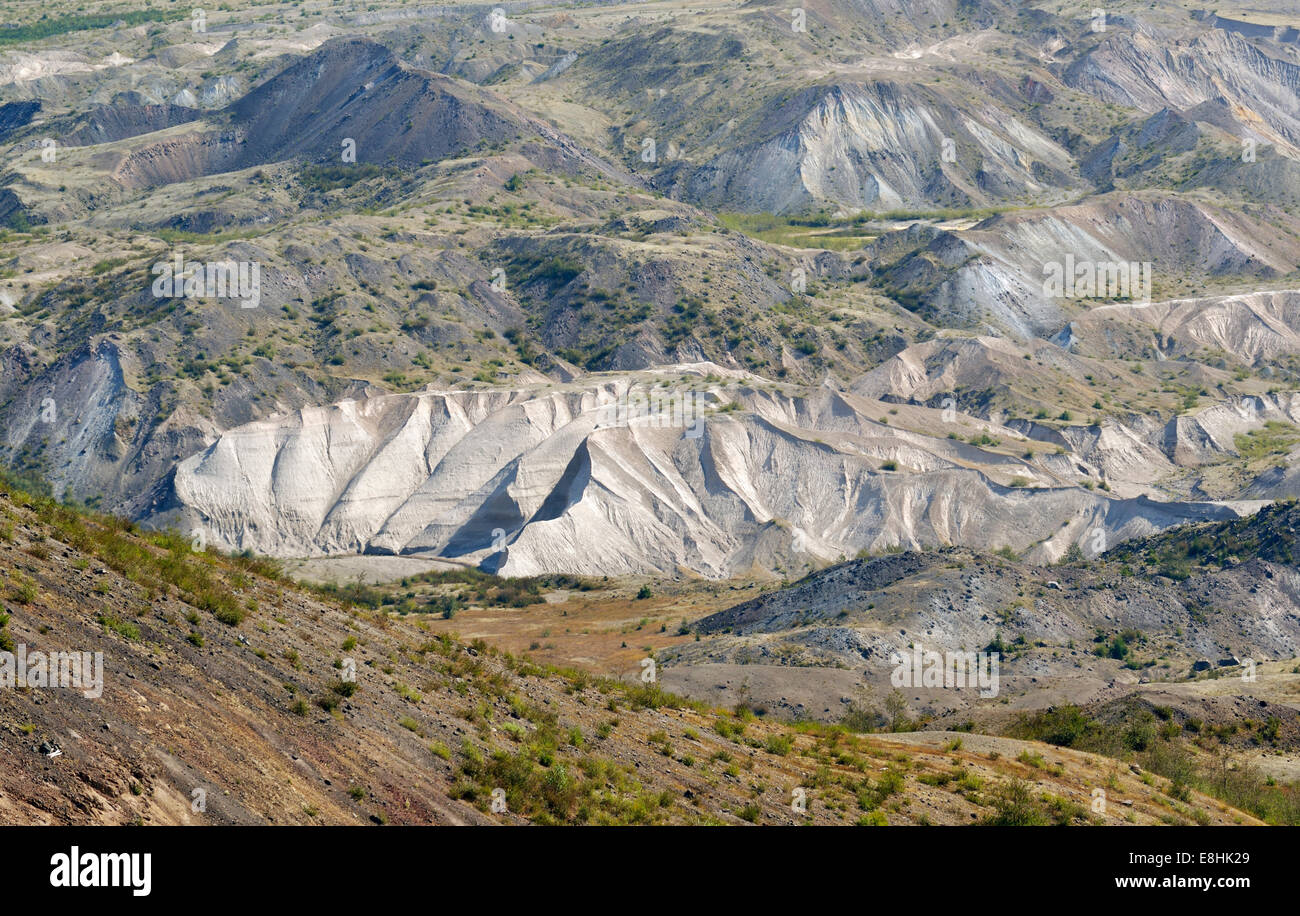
[0,474,1260,825]
[0,1,1297,576]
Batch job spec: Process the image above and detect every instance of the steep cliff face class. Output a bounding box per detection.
[142,363,1248,575]
[226,38,629,180]
[1062,290,1300,366]
[1,342,148,503]
[0,339,228,516]
[670,81,1077,214]
[1064,29,1300,156]
[869,195,1300,338]
[38,38,635,195]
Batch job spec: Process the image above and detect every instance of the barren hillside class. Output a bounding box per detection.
[0,475,1259,825]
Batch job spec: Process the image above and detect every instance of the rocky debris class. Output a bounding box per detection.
[866,194,1300,338]
[1064,29,1300,157]
[662,504,1300,718]
[0,100,41,142]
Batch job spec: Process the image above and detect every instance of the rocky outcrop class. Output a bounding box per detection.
[98,37,634,192]
[1064,29,1300,156]
[1066,290,1300,366]
[867,194,1300,338]
[145,364,1244,575]
[667,80,1077,214]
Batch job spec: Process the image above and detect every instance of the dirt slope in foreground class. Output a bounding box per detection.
[0,487,1257,825]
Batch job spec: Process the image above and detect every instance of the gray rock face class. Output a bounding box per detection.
[1065,290,1300,367]
[1064,29,1300,156]
[0,340,178,513]
[868,196,1300,339]
[661,510,1300,720]
[670,80,1076,215]
[92,37,634,193]
[146,362,1243,576]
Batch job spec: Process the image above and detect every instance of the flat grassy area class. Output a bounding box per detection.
[1235,421,1300,462]
[718,207,1012,250]
[718,213,877,250]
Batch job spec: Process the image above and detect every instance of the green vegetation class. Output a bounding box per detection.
[0,8,172,46]
[98,614,141,641]
[307,567,596,615]
[449,679,679,825]
[1234,421,1299,462]
[717,212,876,251]
[980,778,1053,825]
[718,207,1011,251]
[298,163,394,193]
[1010,703,1300,824]
[1107,498,1299,574]
[0,466,271,627]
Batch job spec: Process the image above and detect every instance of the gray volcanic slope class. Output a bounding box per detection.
[661,502,1300,722]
